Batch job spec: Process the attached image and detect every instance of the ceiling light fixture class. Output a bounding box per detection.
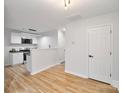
[64,0,71,10]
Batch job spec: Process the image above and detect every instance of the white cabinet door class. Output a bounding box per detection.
[10,52,23,65]
[32,38,38,44]
[11,32,21,44]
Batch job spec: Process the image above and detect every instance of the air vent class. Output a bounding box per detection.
[28,29,36,31]
[66,14,82,21]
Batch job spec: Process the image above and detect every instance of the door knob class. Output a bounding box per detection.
[89,55,93,58]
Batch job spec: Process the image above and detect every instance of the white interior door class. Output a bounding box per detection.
[88,25,112,83]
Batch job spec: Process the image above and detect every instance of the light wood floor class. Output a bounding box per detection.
[5,64,118,93]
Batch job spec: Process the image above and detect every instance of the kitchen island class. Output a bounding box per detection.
[26,48,59,75]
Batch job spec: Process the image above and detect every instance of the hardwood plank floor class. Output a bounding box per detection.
[5,64,118,93]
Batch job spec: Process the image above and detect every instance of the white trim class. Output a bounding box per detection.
[111,80,119,89]
[87,24,113,29]
[65,70,119,89]
[4,64,11,66]
[65,70,88,78]
[31,63,61,75]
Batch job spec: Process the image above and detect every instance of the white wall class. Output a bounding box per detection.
[65,12,119,86]
[65,20,88,77]
[58,30,66,62]
[38,30,66,62]
[4,28,11,66]
[58,30,65,48]
[38,31,58,49]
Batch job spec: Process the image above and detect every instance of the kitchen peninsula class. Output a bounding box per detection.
[26,48,59,75]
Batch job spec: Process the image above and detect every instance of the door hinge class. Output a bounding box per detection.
[110,73,112,77]
[110,52,112,56]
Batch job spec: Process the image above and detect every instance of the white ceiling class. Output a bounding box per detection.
[5,0,119,33]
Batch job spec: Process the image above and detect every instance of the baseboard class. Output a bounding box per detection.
[5,63,23,67]
[4,64,11,67]
[31,63,61,75]
[4,65,11,67]
[111,80,119,89]
[65,70,88,78]
[65,70,119,89]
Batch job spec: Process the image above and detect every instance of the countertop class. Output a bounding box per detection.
[9,50,30,53]
[9,51,23,53]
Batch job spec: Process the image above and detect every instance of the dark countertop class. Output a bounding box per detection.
[9,51,23,53]
[9,49,30,53]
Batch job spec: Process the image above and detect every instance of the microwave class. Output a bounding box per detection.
[21,38,32,44]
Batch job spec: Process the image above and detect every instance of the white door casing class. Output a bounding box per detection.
[88,25,112,84]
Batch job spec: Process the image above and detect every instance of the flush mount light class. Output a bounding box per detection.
[64,0,71,10]
[28,28,37,32]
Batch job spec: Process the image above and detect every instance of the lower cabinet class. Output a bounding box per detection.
[10,52,23,65]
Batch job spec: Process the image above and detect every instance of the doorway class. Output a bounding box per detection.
[88,25,112,84]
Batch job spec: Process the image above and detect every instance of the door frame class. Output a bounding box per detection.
[87,24,113,84]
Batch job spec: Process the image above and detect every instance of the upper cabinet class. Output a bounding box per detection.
[21,33,32,39]
[11,32,21,44]
[32,38,38,44]
[32,34,40,44]
[11,32,40,44]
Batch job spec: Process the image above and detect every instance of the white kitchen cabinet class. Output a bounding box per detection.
[10,52,23,65]
[11,32,21,44]
[21,33,32,39]
[11,32,40,44]
[32,38,38,44]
